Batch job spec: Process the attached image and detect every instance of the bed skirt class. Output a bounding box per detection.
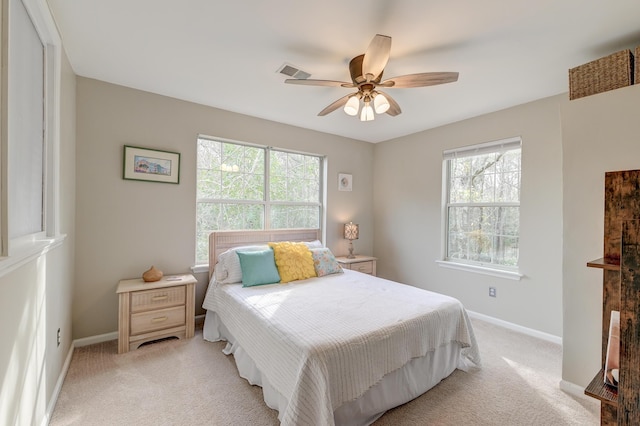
[203,310,463,426]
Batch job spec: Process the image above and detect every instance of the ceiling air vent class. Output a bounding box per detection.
[277,63,311,80]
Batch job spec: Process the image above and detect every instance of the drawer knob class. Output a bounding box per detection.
[151,316,168,323]
[152,295,169,302]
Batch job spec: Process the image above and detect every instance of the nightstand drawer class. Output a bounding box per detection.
[130,305,185,335]
[351,261,374,274]
[335,255,377,277]
[131,286,185,313]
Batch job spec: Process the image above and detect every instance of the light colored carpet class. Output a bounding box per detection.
[49,319,599,425]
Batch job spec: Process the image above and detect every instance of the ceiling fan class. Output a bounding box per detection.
[285,34,459,121]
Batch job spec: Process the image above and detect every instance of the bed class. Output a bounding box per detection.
[202,229,480,426]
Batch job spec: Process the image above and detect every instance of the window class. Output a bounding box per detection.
[442,137,521,274]
[196,136,324,264]
[9,0,44,241]
[0,0,63,273]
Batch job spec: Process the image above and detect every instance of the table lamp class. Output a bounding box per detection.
[344,222,359,259]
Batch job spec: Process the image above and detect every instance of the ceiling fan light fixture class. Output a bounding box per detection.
[284,35,458,119]
[373,93,390,114]
[360,102,374,121]
[344,96,360,116]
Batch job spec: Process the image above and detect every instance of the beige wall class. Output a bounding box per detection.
[373,95,565,336]
[561,84,640,387]
[74,77,374,339]
[373,84,640,390]
[2,30,631,425]
[0,52,76,424]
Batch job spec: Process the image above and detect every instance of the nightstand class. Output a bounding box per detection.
[335,255,377,276]
[116,274,197,354]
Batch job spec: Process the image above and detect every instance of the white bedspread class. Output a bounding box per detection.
[202,269,481,426]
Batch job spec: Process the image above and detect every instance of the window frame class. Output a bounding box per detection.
[195,135,325,266]
[0,0,65,277]
[437,137,523,281]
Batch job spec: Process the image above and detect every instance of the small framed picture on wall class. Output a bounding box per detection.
[338,173,352,191]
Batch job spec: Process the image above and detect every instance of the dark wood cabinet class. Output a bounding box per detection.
[585,170,640,425]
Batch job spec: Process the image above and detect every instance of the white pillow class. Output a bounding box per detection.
[304,240,323,249]
[215,245,269,284]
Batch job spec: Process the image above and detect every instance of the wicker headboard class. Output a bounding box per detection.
[208,229,322,280]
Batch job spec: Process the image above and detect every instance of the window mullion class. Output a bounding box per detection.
[196,198,265,205]
[447,202,520,208]
[264,147,271,229]
[270,201,321,207]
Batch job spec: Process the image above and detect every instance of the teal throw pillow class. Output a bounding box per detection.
[237,249,281,287]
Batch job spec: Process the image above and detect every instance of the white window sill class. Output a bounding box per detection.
[0,234,66,278]
[191,264,209,274]
[435,260,523,281]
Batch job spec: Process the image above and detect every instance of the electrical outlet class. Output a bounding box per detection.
[489,287,497,297]
[57,328,61,347]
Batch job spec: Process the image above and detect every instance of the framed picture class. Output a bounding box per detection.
[338,173,352,191]
[123,145,180,184]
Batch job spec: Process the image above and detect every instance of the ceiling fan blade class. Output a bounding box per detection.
[362,34,391,81]
[380,72,459,88]
[378,90,401,116]
[318,93,355,116]
[285,78,352,87]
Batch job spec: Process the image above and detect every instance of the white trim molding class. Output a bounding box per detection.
[41,339,74,426]
[436,260,523,281]
[0,234,65,278]
[190,264,209,274]
[467,313,591,400]
[467,310,561,344]
[73,331,118,348]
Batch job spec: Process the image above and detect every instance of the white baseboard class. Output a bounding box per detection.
[467,310,562,345]
[559,380,590,400]
[466,311,590,399]
[72,314,207,349]
[74,331,118,347]
[195,313,205,325]
[41,341,75,426]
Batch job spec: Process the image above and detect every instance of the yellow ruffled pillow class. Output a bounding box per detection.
[268,241,317,283]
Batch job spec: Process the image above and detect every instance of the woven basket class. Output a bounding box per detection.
[569,49,634,100]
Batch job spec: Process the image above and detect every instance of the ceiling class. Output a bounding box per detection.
[47,0,640,143]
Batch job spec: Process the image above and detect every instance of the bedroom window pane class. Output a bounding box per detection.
[271,205,320,229]
[196,136,324,264]
[443,137,521,270]
[195,202,264,263]
[447,206,519,266]
[270,151,321,203]
[197,139,264,200]
[0,0,62,267]
[9,0,45,240]
[197,202,264,230]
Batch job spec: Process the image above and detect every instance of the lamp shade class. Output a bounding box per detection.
[360,102,374,121]
[344,222,359,240]
[344,96,360,116]
[374,93,390,114]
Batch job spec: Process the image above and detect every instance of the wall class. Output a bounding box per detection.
[74,77,374,339]
[0,52,76,424]
[373,94,564,337]
[561,84,640,388]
